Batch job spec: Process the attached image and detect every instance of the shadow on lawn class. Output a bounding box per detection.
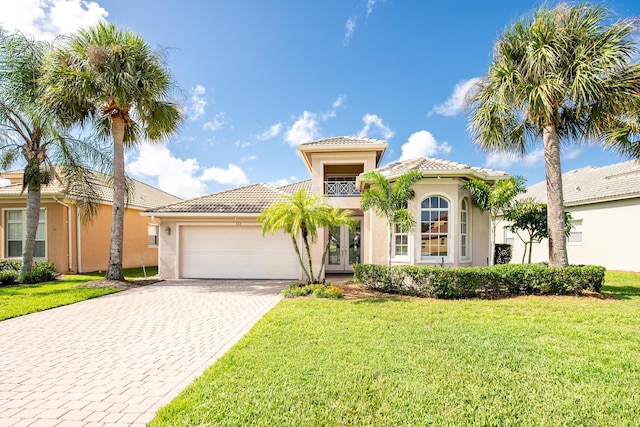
[600,286,640,300]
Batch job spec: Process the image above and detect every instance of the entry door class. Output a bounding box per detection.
[326,218,362,272]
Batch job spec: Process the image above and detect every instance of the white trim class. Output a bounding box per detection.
[140,212,260,218]
[2,207,48,260]
[76,206,83,273]
[53,197,74,272]
[418,194,451,262]
[459,197,471,262]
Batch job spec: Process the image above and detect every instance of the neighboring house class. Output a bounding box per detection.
[498,160,640,272]
[145,136,509,280]
[0,170,181,273]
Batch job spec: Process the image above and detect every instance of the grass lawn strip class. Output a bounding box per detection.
[150,271,640,426]
[0,266,158,321]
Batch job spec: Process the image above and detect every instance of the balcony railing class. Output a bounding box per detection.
[324,180,360,197]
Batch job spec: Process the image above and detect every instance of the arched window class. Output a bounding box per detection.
[460,199,469,259]
[421,196,449,258]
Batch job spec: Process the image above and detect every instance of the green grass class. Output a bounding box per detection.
[0,266,158,321]
[150,271,640,426]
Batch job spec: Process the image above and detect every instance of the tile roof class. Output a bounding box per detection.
[522,160,640,206]
[0,170,181,210]
[298,136,387,147]
[373,157,509,180]
[277,179,312,194]
[148,183,288,214]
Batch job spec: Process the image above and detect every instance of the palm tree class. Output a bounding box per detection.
[259,189,352,283]
[0,29,107,277]
[467,3,640,268]
[360,169,423,266]
[41,22,182,280]
[317,207,356,280]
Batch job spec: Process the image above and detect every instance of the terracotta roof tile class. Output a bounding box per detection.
[374,157,509,180]
[277,179,312,194]
[298,136,387,147]
[522,160,640,205]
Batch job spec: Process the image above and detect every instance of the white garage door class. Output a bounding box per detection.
[180,225,300,279]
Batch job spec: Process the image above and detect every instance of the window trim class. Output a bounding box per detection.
[419,195,450,261]
[392,223,409,261]
[3,208,47,259]
[567,219,583,245]
[460,197,470,261]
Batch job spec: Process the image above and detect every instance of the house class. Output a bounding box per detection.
[0,170,181,273]
[498,160,640,272]
[144,136,509,280]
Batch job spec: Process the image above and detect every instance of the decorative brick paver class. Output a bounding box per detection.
[0,279,286,426]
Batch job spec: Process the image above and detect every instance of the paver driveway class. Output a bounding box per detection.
[0,279,287,426]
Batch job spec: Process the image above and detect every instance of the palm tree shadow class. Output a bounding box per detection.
[600,285,640,300]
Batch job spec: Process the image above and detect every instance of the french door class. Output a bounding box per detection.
[326,217,362,272]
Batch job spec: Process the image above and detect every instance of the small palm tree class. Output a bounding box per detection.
[467,3,640,268]
[360,169,423,265]
[42,22,183,280]
[0,29,106,277]
[260,189,352,283]
[317,207,356,280]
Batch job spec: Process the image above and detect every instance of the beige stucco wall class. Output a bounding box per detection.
[79,204,158,273]
[497,198,640,272]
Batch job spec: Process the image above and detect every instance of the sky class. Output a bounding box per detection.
[1,0,639,199]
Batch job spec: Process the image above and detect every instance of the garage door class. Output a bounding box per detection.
[180,225,300,279]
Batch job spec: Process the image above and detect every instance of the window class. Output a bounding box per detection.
[504,228,515,246]
[5,209,46,258]
[568,219,582,244]
[393,224,408,257]
[460,199,469,259]
[421,196,449,258]
[148,224,159,247]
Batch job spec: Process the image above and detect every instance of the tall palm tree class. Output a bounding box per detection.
[467,3,640,268]
[360,169,423,266]
[0,29,106,277]
[42,22,182,280]
[259,189,351,283]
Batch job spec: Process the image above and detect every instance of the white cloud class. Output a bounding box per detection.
[257,123,283,140]
[127,143,250,199]
[200,164,249,186]
[285,111,319,146]
[485,149,544,168]
[343,16,356,45]
[268,176,298,187]
[240,155,258,163]
[0,0,108,40]
[322,95,347,120]
[430,77,481,117]
[203,112,227,132]
[399,130,452,161]
[562,148,581,160]
[366,0,379,16]
[189,85,207,121]
[357,113,394,139]
[0,178,10,187]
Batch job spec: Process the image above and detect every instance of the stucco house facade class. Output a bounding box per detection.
[498,160,640,272]
[145,136,509,280]
[0,170,181,273]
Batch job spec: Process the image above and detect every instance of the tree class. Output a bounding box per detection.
[259,189,354,283]
[462,176,526,264]
[0,29,106,277]
[42,22,182,280]
[359,169,423,266]
[504,198,572,263]
[467,3,640,268]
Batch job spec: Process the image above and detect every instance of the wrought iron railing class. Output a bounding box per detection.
[324,181,360,196]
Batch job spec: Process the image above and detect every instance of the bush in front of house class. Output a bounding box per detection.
[283,283,343,299]
[18,261,57,284]
[353,263,605,299]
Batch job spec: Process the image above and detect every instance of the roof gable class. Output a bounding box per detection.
[372,157,509,181]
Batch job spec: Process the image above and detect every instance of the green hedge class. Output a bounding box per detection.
[353,263,606,299]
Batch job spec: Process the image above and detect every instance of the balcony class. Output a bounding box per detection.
[324,180,360,197]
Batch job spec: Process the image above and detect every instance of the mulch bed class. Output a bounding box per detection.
[78,276,164,289]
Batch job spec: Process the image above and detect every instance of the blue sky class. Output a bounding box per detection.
[1,0,639,199]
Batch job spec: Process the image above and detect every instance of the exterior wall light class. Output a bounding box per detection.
[165,226,171,235]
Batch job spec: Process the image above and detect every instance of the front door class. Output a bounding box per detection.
[326,218,362,272]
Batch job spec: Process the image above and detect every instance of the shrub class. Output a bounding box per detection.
[18,261,57,284]
[494,244,512,264]
[353,263,605,299]
[0,269,18,285]
[283,283,343,299]
[0,259,22,272]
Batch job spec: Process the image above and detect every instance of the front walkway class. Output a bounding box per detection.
[0,279,288,426]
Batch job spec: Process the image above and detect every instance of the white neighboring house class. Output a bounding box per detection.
[498,160,640,272]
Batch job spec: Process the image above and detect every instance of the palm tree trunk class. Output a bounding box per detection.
[20,186,42,277]
[302,233,316,283]
[106,116,126,280]
[387,222,393,266]
[542,124,568,268]
[290,235,311,282]
[317,231,333,282]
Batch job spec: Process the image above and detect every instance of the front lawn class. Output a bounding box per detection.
[150,271,640,426]
[0,266,158,321]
